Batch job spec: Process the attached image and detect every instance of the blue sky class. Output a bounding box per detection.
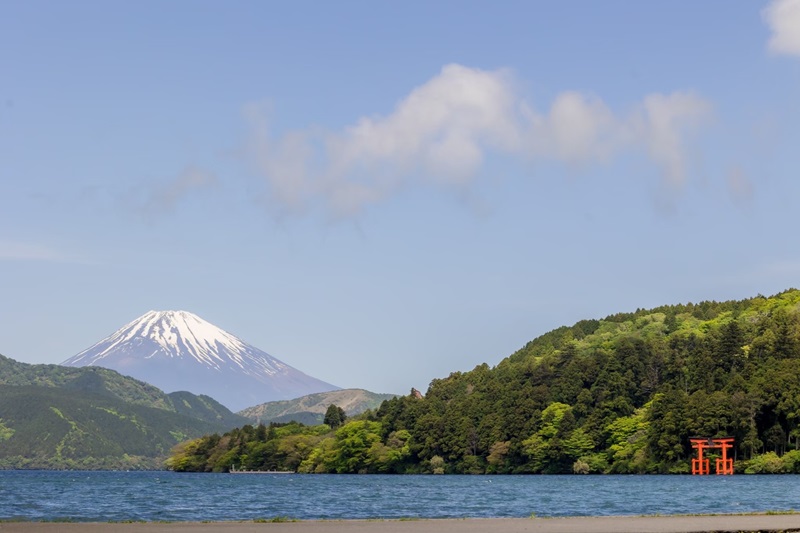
[1,1,799,396]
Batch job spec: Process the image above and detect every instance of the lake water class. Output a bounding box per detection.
[1,471,799,522]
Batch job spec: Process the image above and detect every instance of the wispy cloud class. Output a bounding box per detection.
[0,241,75,263]
[245,64,711,217]
[138,166,217,217]
[639,92,710,188]
[727,166,755,207]
[764,0,800,57]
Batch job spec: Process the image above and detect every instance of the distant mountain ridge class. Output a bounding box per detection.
[62,310,339,411]
[238,388,397,424]
[0,353,248,469]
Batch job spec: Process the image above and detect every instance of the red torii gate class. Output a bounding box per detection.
[690,437,734,475]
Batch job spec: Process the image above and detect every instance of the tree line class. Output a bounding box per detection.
[169,289,800,474]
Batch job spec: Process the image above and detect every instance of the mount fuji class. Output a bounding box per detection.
[62,310,339,411]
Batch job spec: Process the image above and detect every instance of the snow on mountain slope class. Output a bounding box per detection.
[62,310,339,411]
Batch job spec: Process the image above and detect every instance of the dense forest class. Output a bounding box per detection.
[170,289,800,474]
[0,356,248,469]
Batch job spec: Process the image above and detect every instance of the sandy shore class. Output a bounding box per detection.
[2,515,800,533]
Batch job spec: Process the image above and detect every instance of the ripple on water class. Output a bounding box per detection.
[2,472,800,521]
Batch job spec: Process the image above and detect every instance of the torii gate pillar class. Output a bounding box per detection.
[690,437,734,475]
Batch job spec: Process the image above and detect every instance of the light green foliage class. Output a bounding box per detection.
[486,440,510,469]
[298,437,336,473]
[96,407,123,418]
[523,403,581,473]
[170,289,800,475]
[606,404,650,473]
[330,420,382,473]
[170,431,188,442]
[779,449,800,473]
[0,354,247,469]
[564,428,594,461]
[276,433,320,470]
[0,419,14,441]
[572,459,590,474]
[367,429,411,473]
[0,383,232,469]
[744,452,785,473]
[429,455,445,474]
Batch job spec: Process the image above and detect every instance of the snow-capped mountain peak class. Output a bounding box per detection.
[62,310,338,411]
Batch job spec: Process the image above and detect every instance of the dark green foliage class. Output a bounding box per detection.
[173,289,800,474]
[0,385,225,469]
[167,391,249,427]
[0,355,249,469]
[0,355,170,409]
[323,404,346,429]
[169,421,329,472]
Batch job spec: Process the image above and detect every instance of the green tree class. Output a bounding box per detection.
[329,420,382,473]
[522,402,576,473]
[606,403,650,473]
[167,289,800,476]
[324,404,346,429]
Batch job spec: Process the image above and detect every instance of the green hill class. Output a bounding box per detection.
[238,388,397,425]
[167,391,248,427]
[0,354,249,469]
[0,354,248,428]
[0,354,170,409]
[171,289,800,475]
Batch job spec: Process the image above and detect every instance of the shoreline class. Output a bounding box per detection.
[2,514,800,533]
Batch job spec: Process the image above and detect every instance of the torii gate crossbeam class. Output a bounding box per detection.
[690,437,734,475]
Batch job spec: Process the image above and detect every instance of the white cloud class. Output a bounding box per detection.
[245,64,711,216]
[764,0,800,57]
[535,91,620,162]
[330,64,522,183]
[638,92,711,187]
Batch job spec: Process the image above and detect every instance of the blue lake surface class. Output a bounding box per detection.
[1,471,799,522]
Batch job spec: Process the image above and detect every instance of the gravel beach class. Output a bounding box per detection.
[2,515,800,533]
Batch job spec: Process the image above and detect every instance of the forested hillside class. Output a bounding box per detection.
[0,354,170,409]
[0,355,248,427]
[0,385,228,469]
[171,289,800,474]
[0,355,249,468]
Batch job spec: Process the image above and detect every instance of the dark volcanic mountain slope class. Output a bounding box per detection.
[62,310,339,411]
